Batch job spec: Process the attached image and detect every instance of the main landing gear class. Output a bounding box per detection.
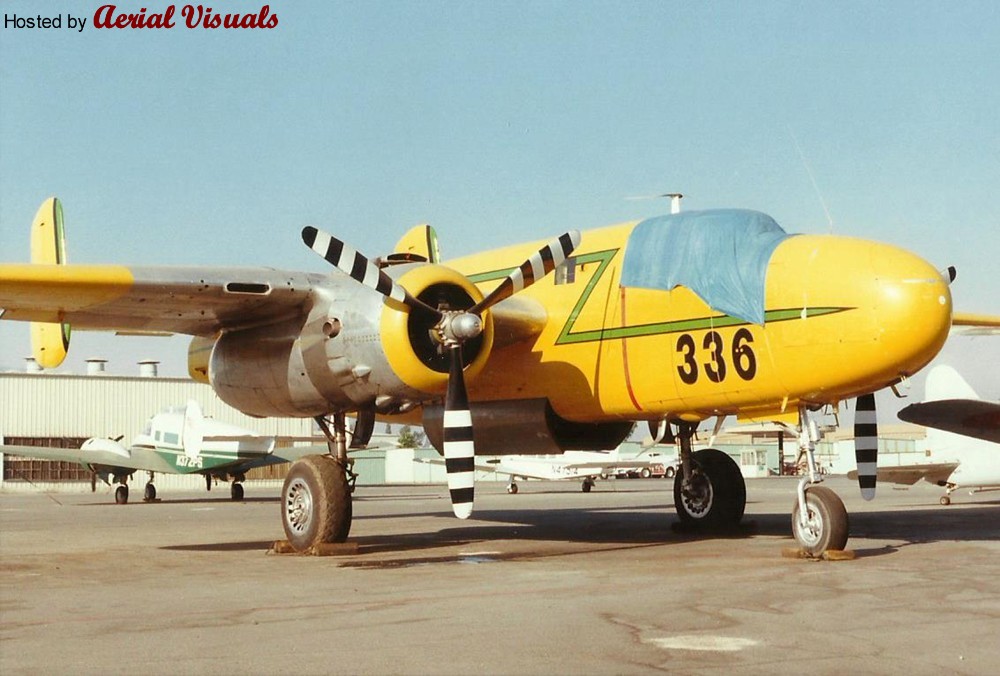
[672,422,746,531]
[790,406,849,555]
[281,413,356,552]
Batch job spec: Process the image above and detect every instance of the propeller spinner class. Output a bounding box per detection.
[302,226,581,517]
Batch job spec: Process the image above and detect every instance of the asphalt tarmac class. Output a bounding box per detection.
[2,476,999,675]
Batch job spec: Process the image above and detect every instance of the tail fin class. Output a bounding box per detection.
[182,400,205,459]
[389,224,441,264]
[925,364,979,402]
[29,197,71,368]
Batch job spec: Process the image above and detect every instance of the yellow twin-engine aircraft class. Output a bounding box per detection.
[1,197,986,555]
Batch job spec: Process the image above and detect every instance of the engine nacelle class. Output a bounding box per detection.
[423,398,633,456]
[194,263,495,418]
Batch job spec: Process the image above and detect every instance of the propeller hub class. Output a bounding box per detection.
[439,311,483,346]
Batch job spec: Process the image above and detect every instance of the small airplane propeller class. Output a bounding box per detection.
[302,225,581,518]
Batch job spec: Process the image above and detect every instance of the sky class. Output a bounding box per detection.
[1,0,998,413]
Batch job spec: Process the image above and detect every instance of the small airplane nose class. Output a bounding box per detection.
[869,241,952,376]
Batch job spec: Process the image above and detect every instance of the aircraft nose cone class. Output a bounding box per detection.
[870,242,951,375]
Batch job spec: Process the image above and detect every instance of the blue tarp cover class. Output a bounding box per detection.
[620,209,792,325]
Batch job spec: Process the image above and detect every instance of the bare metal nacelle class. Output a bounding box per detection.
[195,261,489,419]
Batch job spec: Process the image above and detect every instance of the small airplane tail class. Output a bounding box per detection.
[925,364,979,402]
[181,400,205,459]
[29,197,72,368]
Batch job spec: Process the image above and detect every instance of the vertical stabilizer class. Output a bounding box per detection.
[29,197,71,368]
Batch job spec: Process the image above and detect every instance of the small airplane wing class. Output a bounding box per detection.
[848,462,960,487]
[898,399,1000,445]
[0,439,144,471]
[0,264,325,336]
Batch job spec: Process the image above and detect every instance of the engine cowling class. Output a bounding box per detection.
[190,263,495,418]
[379,263,494,395]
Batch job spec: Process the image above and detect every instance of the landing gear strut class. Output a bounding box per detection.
[281,413,355,552]
[672,422,746,530]
[791,406,849,555]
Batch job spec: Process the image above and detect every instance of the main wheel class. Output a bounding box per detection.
[231,483,245,501]
[507,482,519,494]
[673,448,746,530]
[940,495,951,506]
[582,479,593,493]
[143,483,156,501]
[281,455,352,552]
[791,485,849,555]
[115,485,129,505]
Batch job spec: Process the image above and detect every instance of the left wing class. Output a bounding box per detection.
[848,462,960,487]
[0,264,324,336]
[1,439,168,474]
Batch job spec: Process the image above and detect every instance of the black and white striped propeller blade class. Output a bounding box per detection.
[443,345,475,518]
[854,393,878,501]
[302,226,440,317]
[469,231,581,315]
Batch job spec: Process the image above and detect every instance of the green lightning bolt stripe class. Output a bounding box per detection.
[469,248,851,346]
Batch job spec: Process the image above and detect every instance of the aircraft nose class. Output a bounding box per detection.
[869,242,951,375]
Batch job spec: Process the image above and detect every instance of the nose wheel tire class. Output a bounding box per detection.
[791,485,849,555]
[282,455,353,552]
[673,448,746,530]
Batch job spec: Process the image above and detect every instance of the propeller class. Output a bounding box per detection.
[303,226,581,517]
[854,392,878,500]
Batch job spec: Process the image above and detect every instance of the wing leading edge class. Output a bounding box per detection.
[0,263,325,336]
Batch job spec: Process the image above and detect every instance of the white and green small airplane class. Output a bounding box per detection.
[1,400,329,504]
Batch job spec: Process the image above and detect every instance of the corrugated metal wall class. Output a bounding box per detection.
[1,373,315,438]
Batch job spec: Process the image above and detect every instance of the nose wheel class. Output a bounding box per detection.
[792,485,849,555]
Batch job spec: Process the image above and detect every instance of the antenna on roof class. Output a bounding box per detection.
[788,126,835,233]
[625,192,684,213]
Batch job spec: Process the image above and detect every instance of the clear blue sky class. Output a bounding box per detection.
[1,1,997,407]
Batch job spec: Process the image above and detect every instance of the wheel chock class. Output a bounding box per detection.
[268,540,360,556]
[781,547,856,561]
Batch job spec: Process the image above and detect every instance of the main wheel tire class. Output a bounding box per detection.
[582,480,593,493]
[231,483,245,501]
[673,448,746,530]
[115,485,129,505]
[143,483,156,501]
[940,495,951,506]
[791,485,849,555]
[507,483,519,494]
[281,455,352,552]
